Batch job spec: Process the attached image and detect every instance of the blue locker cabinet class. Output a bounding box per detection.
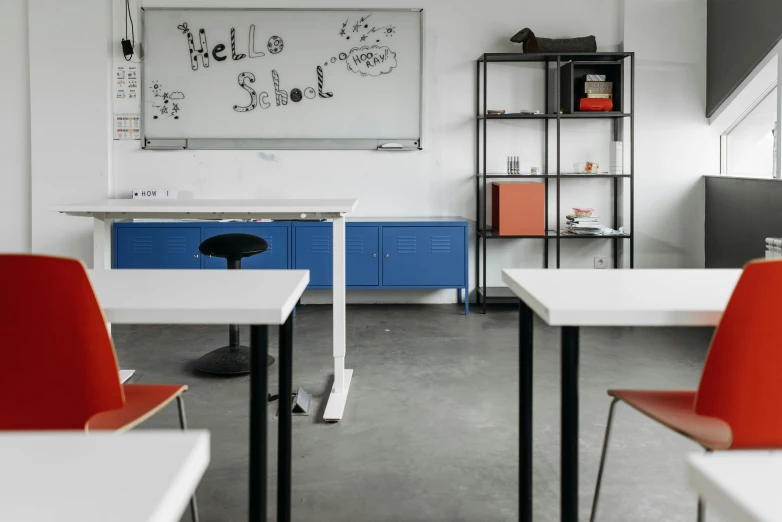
[115,226,201,269]
[202,223,289,270]
[291,219,468,313]
[294,224,379,287]
[382,226,466,287]
[114,218,469,314]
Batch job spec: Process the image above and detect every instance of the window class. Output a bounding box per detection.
[723,86,778,178]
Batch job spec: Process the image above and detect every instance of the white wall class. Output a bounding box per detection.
[112,0,630,302]
[0,0,31,252]
[625,0,716,268]
[20,0,712,294]
[28,0,113,263]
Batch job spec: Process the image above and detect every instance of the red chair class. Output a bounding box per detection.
[0,254,199,521]
[589,259,782,522]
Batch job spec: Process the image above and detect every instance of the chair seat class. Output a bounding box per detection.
[198,233,268,259]
[87,384,187,432]
[608,389,733,450]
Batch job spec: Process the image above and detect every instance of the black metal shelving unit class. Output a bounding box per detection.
[476,52,635,313]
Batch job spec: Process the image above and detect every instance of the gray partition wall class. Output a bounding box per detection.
[707,0,782,117]
[705,176,782,267]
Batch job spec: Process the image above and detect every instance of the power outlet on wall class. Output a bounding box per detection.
[594,256,608,269]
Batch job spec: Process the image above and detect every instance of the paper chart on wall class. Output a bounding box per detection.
[114,113,141,140]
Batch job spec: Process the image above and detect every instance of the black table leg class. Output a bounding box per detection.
[278,314,293,522]
[519,300,533,522]
[249,325,268,522]
[561,327,580,522]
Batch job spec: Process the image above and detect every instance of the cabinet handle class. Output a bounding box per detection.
[194,254,199,258]
[372,253,377,258]
[384,254,389,258]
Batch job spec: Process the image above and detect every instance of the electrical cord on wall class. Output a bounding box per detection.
[122,0,136,61]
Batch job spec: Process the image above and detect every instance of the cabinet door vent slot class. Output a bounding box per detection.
[132,237,153,255]
[397,236,417,254]
[310,236,330,254]
[346,237,364,254]
[260,236,273,254]
[431,235,451,254]
[166,237,187,254]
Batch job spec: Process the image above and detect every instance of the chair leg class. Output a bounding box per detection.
[696,448,712,522]
[177,395,200,522]
[589,397,620,522]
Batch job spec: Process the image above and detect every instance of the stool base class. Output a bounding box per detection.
[196,345,275,375]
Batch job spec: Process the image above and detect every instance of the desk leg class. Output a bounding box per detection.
[249,325,269,522]
[324,215,353,421]
[519,300,533,522]
[278,316,293,522]
[95,217,135,382]
[93,216,112,270]
[561,327,580,522]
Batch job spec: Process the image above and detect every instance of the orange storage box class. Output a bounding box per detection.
[491,182,545,236]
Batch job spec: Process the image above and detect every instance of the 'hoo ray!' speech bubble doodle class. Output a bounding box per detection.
[346,45,397,77]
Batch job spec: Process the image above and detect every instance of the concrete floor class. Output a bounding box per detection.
[112,304,728,522]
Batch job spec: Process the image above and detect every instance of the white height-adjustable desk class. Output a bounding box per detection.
[500,268,742,522]
[688,452,782,522]
[88,268,309,522]
[54,198,358,421]
[0,430,209,522]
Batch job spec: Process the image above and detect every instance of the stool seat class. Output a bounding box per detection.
[199,233,268,260]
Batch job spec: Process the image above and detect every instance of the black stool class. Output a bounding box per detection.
[196,233,274,374]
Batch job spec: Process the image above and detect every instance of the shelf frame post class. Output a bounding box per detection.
[556,56,562,268]
[544,61,550,268]
[630,53,635,268]
[475,58,481,308]
[482,57,488,313]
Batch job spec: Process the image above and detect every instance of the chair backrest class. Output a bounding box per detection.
[0,255,124,430]
[696,259,782,449]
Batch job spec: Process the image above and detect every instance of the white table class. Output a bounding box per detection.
[501,268,742,522]
[688,452,782,522]
[88,269,309,521]
[55,198,358,421]
[0,430,209,522]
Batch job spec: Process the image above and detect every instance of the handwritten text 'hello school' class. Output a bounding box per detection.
[184,26,397,112]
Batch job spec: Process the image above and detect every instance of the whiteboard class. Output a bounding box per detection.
[141,8,423,150]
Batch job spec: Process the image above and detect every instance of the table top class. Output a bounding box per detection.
[0,431,209,522]
[688,452,782,522]
[501,269,742,326]
[89,269,309,325]
[53,198,358,219]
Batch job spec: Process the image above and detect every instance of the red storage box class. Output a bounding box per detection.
[491,183,545,236]
[579,98,613,111]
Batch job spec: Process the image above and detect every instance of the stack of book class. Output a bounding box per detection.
[565,215,603,235]
[766,238,782,259]
[580,75,613,112]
